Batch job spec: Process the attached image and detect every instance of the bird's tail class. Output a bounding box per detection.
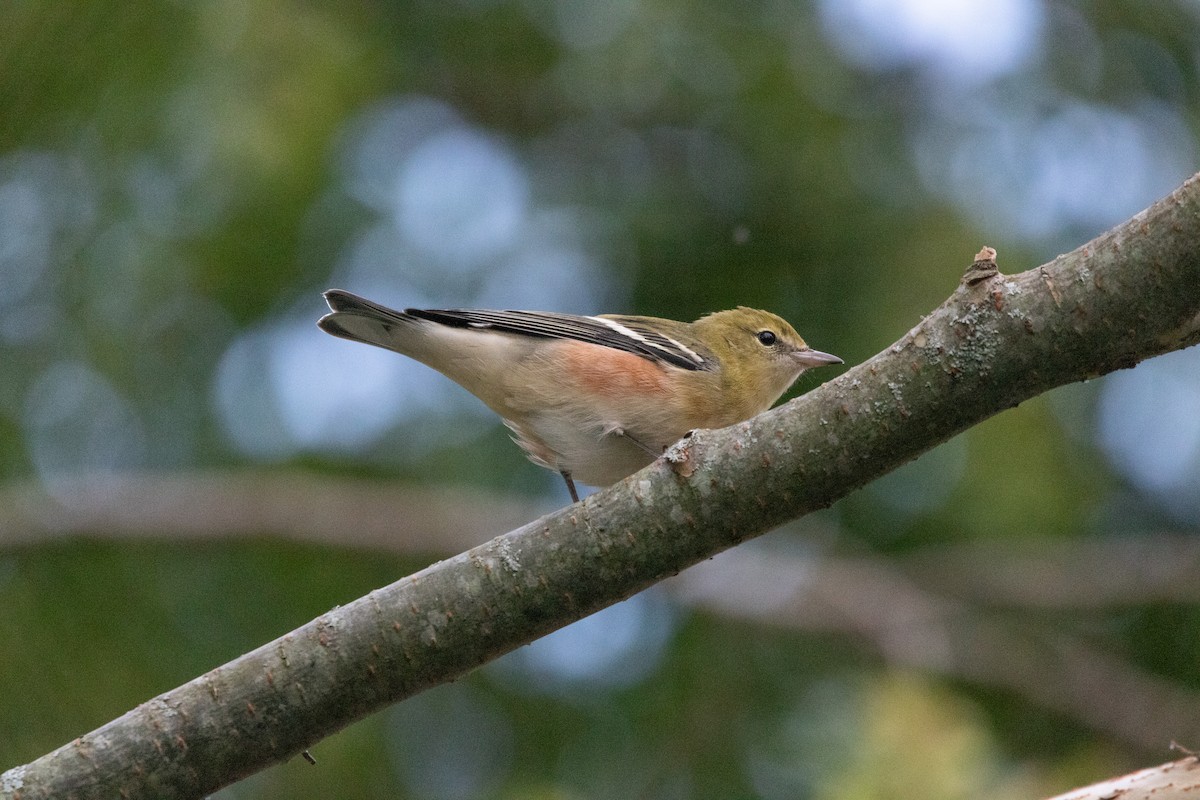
[317,289,419,355]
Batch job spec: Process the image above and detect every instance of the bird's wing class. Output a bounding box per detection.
[408,308,714,372]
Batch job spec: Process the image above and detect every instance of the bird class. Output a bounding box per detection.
[318,289,842,502]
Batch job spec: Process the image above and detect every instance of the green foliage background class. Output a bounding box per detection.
[1,1,1198,797]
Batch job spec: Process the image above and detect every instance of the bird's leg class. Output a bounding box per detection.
[611,427,661,458]
[560,470,580,503]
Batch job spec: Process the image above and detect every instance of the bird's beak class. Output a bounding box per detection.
[792,348,844,368]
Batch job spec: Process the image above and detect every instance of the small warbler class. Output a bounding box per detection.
[318,290,842,502]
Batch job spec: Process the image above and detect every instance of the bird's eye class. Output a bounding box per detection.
[756,330,777,346]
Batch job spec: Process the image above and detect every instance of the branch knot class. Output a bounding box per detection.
[962,246,999,286]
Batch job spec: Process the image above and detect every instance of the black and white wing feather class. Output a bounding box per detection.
[408,308,714,371]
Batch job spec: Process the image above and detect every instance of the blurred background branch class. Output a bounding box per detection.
[7,471,1200,610]
[0,472,545,554]
[675,546,1200,754]
[6,470,1200,761]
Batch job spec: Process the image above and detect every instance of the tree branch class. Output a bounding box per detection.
[5,172,1200,799]
[1043,756,1200,800]
[8,471,1200,753]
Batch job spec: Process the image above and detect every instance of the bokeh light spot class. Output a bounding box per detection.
[489,589,676,697]
[1096,347,1200,518]
[0,151,96,316]
[24,361,147,496]
[818,0,1043,86]
[388,685,514,800]
[395,128,529,268]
